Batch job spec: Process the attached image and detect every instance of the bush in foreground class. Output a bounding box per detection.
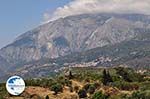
[50,83,63,95]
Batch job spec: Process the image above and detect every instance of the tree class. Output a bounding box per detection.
[69,71,73,79]
[102,69,113,85]
[107,71,113,83]
[78,89,87,98]
[102,69,108,85]
[50,83,63,95]
[115,67,132,82]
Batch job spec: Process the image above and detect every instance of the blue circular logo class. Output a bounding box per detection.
[6,76,25,95]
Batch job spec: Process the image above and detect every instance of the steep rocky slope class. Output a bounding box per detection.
[0,13,150,80]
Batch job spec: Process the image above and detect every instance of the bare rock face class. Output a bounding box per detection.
[0,13,150,72]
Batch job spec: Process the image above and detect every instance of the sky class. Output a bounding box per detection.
[0,0,71,48]
[1,0,150,48]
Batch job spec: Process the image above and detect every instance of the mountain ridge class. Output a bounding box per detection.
[0,13,150,80]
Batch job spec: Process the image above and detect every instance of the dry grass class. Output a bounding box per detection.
[8,80,136,99]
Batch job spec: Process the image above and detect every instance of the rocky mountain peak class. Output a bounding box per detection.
[0,13,150,75]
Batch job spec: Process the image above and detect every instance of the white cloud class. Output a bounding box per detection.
[43,0,150,22]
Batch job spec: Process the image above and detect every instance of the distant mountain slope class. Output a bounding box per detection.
[53,30,150,68]
[0,13,150,80]
[1,30,149,80]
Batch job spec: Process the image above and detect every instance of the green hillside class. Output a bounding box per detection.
[1,67,150,99]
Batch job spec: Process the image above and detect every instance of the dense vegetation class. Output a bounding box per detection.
[0,67,150,99]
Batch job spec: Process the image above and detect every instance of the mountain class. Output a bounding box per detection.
[4,32,149,81]
[0,13,150,80]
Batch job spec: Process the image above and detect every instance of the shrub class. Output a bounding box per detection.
[65,79,72,86]
[88,85,96,94]
[92,91,108,99]
[83,83,91,91]
[85,77,90,82]
[129,90,150,99]
[69,85,73,92]
[74,86,79,93]
[93,83,101,89]
[78,89,87,98]
[115,67,133,82]
[140,81,150,91]
[115,67,144,82]
[50,83,63,95]
[83,83,97,94]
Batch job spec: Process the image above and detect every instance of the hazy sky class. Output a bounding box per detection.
[0,0,71,48]
[1,0,150,48]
